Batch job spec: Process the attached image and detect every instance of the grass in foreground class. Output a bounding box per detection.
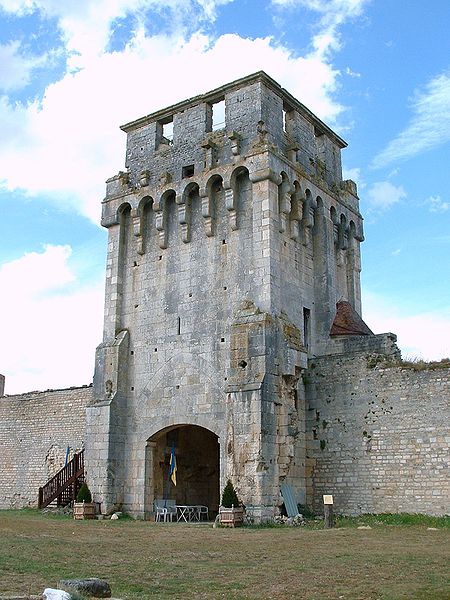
[0,510,449,600]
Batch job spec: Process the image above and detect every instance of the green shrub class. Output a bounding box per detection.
[76,482,92,503]
[297,504,316,519]
[221,479,240,508]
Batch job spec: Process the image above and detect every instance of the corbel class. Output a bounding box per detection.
[201,139,217,170]
[200,187,213,237]
[118,171,129,186]
[287,143,299,164]
[131,208,144,255]
[154,209,167,249]
[228,131,241,156]
[225,188,238,231]
[178,201,190,243]
[139,170,150,187]
[290,191,303,242]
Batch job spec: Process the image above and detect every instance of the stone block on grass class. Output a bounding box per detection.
[59,579,111,598]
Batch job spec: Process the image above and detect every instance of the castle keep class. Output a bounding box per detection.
[1,73,448,517]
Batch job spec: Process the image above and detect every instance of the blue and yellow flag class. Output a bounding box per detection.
[169,447,177,486]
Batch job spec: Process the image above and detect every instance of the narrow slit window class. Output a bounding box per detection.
[303,307,311,350]
[177,316,181,335]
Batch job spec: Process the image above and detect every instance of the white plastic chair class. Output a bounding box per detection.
[154,498,176,522]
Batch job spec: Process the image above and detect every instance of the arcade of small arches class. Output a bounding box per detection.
[109,163,363,259]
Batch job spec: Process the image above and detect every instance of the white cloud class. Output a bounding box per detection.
[366,181,406,211]
[0,30,345,222]
[425,195,449,213]
[0,0,234,64]
[0,245,104,395]
[342,166,365,189]
[0,41,50,91]
[272,0,370,59]
[362,290,450,361]
[345,66,360,78]
[0,0,371,221]
[372,71,450,168]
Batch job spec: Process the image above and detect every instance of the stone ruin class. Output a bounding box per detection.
[1,72,448,518]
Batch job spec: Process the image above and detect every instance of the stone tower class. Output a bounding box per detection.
[86,72,365,519]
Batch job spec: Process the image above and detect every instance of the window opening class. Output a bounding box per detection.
[212,99,225,131]
[182,164,194,178]
[157,117,173,147]
[162,119,173,142]
[177,316,181,335]
[283,104,295,136]
[303,307,311,350]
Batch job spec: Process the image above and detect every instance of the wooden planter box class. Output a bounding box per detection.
[219,506,244,527]
[73,502,96,520]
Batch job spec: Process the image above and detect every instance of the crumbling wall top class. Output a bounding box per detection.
[120,71,347,150]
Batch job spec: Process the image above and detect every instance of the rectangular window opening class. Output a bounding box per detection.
[212,99,225,131]
[157,116,174,147]
[162,119,173,142]
[182,164,194,178]
[283,103,295,135]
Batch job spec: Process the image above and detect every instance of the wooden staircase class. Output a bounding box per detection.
[38,449,85,509]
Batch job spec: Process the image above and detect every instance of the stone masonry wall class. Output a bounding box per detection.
[306,339,450,516]
[0,386,92,509]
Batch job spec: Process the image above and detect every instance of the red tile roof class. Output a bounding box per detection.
[330,301,374,336]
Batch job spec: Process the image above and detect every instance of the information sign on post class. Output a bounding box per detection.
[323,494,334,528]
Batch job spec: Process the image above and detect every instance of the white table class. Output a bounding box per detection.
[175,505,209,522]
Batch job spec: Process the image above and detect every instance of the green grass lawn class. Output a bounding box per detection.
[0,510,449,600]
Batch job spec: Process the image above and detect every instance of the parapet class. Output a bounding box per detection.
[323,332,401,358]
[107,71,348,199]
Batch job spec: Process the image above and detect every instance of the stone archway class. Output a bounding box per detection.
[145,424,220,519]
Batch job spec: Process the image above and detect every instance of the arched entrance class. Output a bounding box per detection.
[146,424,220,519]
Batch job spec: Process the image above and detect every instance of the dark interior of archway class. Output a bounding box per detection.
[153,425,220,515]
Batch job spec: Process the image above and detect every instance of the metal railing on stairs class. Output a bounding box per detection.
[38,449,85,509]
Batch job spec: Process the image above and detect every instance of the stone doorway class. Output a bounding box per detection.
[146,424,220,519]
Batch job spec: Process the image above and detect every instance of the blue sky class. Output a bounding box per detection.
[0,0,449,394]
